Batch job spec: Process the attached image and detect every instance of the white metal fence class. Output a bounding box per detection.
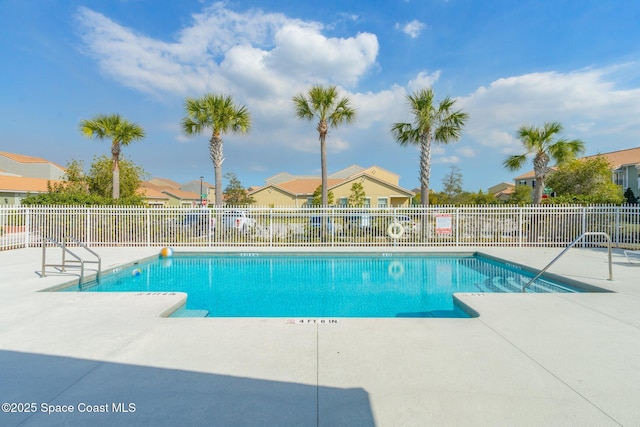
[1,205,639,250]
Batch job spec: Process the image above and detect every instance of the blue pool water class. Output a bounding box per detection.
[61,253,581,318]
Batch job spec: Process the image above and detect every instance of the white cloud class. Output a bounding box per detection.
[458,65,640,155]
[265,23,378,87]
[456,147,476,158]
[408,70,441,93]
[76,4,378,97]
[396,20,426,38]
[433,155,460,164]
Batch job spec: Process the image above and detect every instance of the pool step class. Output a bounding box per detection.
[170,308,210,318]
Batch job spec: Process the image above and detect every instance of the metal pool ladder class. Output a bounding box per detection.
[41,236,102,286]
[522,231,613,292]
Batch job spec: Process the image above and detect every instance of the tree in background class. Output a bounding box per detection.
[311,185,334,206]
[79,114,145,200]
[465,190,498,205]
[88,155,148,201]
[54,159,88,194]
[182,94,251,206]
[293,85,356,206]
[441,165,464,204]
[391,88,468,206]
[624,188,639,204]
[223,172,255,206]
[503,122,584,204]
[508,185,534,205]
[545,156,624,204]
[21,156,147,205]
[348,182,366,206]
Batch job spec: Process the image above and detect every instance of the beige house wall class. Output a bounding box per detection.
[146,198,168,207]
[251,187,304,206]
[333,178,412,207]
[0,192,21,205]
[361,167,399,186]
[250,168,414,207]
[367,178,411,206]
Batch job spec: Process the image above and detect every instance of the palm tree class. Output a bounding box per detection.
[503,122,584,204]
[79,114,145,200]
[182,94,251,206]
[293,85,356,206]
[391,88,468,206]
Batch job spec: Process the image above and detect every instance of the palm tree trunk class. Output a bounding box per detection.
[112,143,121,200]
[419,134,431,207]
[532,153,549,204]
[318,120,329,206]
[209,135,224,206]
[112,164,120,200]
[533,177,545,204]
[320,135,328,206]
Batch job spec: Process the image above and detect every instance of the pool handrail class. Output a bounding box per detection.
[41,237,86,285]
[522,231,613,292]
[40,236,102,285]
[63,236,102,282]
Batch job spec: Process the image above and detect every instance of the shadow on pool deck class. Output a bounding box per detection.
[0,350,375,427]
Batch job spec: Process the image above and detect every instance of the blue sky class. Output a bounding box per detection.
[2,0,639,193]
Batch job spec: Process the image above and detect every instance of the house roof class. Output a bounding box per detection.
[147,177,182,189]
[138,186,170,199]
[265,164,402,186]
[0,176,61,192]
[328,165,366,179]
[584,146,640,169]
[0,151,66,171]
[1,151,53,164]
[275,178,344,195]
[251,171,415,198]
[180,179,214,190]
[161,188,200,200]
[329,165,401,181]
[141,180,199,200]
[488,182,515,194]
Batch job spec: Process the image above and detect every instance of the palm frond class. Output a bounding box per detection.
[503,154,527,171]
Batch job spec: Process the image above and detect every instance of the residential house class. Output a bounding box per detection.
[0,152,65,205]
[513,147,640,199]
[140,178,214,207]
[249,165,415,207]
[0,151,65,180]
[488,182,515,202]
[180,179,214,203]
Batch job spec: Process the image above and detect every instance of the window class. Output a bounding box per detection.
[363,198,371,208]
[338,197,348,206]
[377,197,388,208]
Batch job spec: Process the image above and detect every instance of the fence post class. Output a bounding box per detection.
[517,207,522,247]
[614,206,620,248]
[269,209,273,248]
[581,206,587,248]
[24,206,30,248]
[455,207,460,247]
[146,208,151,247]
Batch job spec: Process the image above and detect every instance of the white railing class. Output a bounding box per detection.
[1,205,638,250]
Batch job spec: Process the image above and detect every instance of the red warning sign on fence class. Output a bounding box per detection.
[435,214,452,235]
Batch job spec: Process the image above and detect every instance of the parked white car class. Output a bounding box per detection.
[218,210,256,232]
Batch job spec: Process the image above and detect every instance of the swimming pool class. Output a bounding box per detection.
[59,252,583,318]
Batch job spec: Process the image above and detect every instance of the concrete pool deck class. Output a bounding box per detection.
[0,246,639,426]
